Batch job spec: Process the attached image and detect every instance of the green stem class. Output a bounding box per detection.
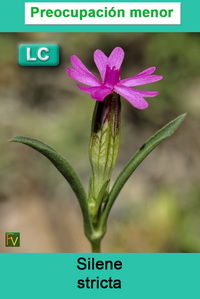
[91,239,101,253]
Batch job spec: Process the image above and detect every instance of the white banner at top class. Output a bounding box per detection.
[25,2,181,25]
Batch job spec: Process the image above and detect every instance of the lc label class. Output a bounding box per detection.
[18,44,60,66]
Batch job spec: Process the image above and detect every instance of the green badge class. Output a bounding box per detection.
[5,232,20,247]
[18,44,60,66]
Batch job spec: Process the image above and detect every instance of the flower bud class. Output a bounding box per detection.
[89,93,121,214]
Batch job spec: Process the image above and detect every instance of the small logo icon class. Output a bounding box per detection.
[5,232,20,247]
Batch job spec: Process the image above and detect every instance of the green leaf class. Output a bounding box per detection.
[88,179,110,219]
[101,113,186,224]
[9,136,90,225]
[95,179,110,213]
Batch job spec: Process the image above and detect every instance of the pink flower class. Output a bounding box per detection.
[66,47,163,109]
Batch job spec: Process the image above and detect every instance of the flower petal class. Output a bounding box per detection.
[71,55,94,75]
[108,47,125,70]
[135,67,156,77]
[94,49,108,81]
[66,68,101,86]
[114,85,149,109]
[120,75,163,87]
[133,89,159,97]
[77,85,112,101]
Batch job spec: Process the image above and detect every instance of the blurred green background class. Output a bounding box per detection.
[0,32,200,253]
